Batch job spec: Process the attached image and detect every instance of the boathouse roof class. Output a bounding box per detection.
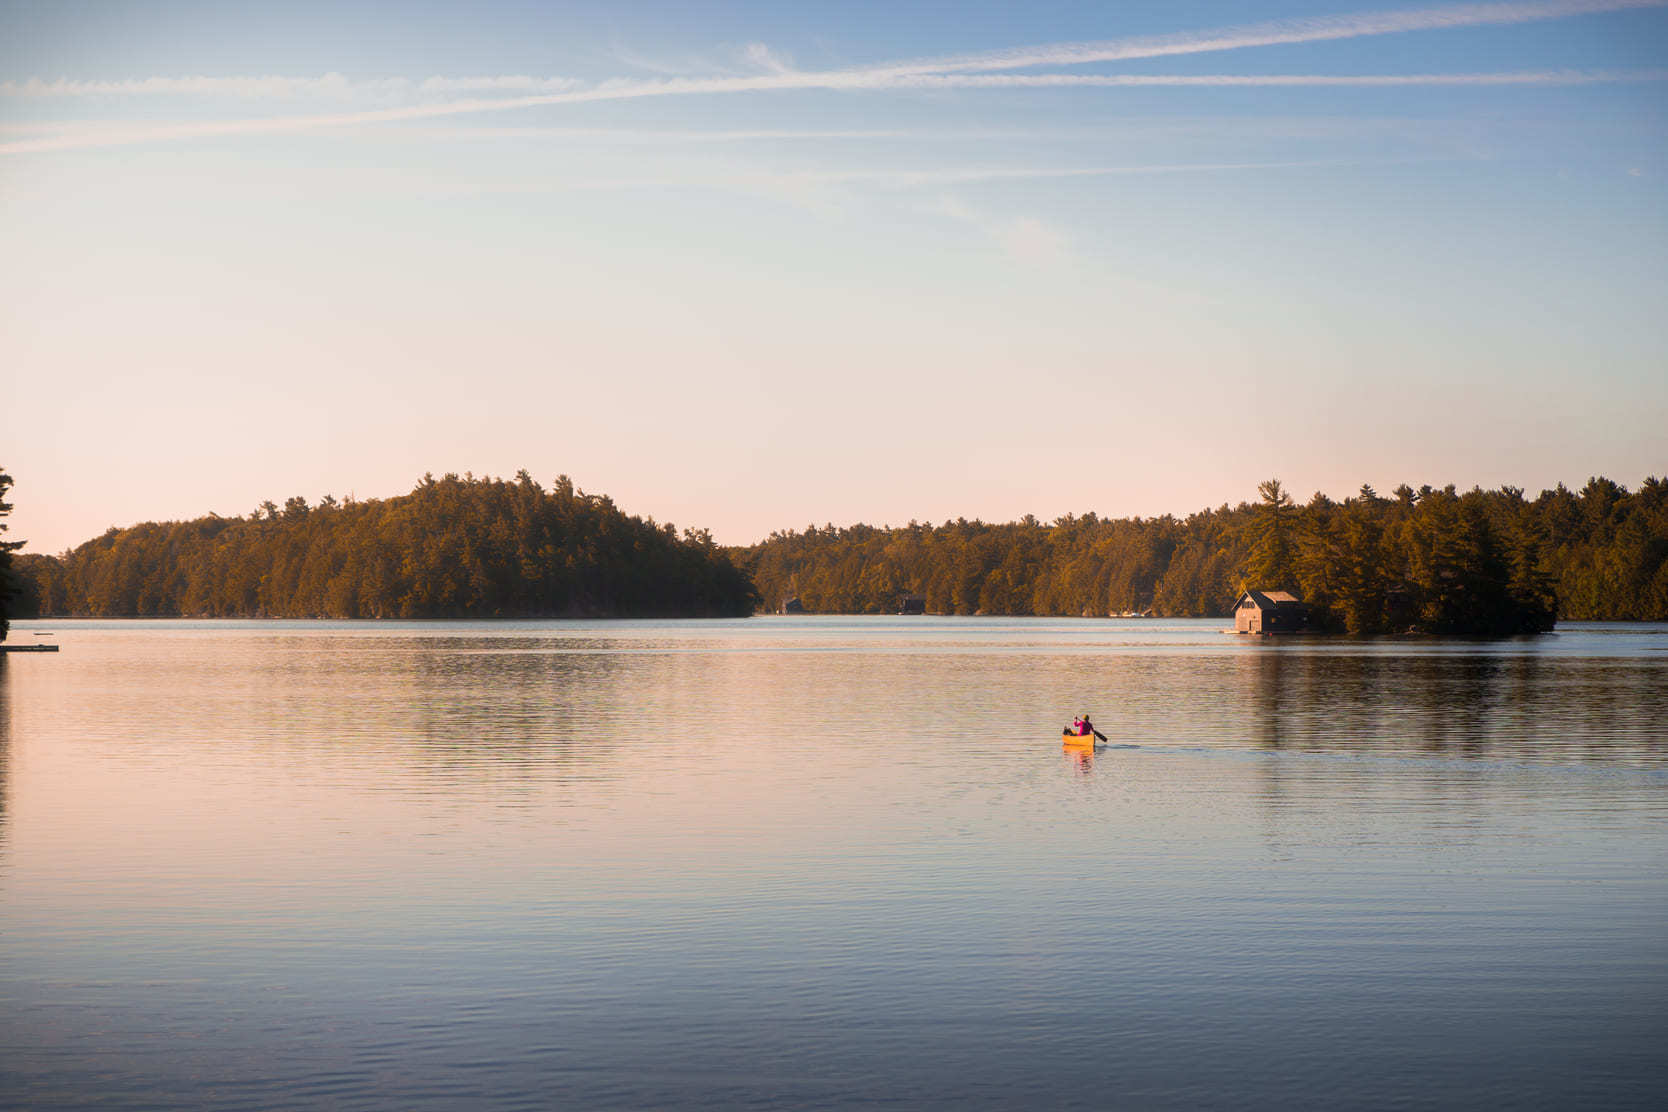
[1235,589,1303,609]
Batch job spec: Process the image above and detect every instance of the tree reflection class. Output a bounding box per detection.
[0,660,10,854]
[1421,655,1502,758]
[1252,648,1287,751]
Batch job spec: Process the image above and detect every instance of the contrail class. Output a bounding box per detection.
[4,0,1663,154]
[883,68,1668,88]
[0,74,584,98]
[865,0,1667,76]
[6,0,1657,98]
[4,67,1659,155]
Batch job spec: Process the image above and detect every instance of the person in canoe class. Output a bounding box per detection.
[1068,713,1106,741]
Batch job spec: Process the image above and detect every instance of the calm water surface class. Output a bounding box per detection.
[3,618,1666,1109]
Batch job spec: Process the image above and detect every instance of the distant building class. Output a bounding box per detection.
[898,594,926,615]
[1233,589,1309,634]
[780,596,805,614]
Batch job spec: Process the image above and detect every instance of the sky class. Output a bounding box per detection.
[2,0,1665,554]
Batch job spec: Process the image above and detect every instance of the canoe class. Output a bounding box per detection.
[1061,730,1096,747]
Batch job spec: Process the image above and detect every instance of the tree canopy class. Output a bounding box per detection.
[14,471,757,619]
[12,473,1666,633]
[734,477,1668,632]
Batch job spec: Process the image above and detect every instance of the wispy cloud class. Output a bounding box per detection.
[762,159,1373,189]
[5,0,1663,155]
[3,62,1653,112]
[869,0,1667,76]
[2,74,379,98]
[7,66,1659,156]
[536,158,1376,198]
[999,217,1070,265]
[929,196,1070,266]
[0,74,582,98]
[878,68,1668,88]
[415,76,584,95]
[242,158,1392,201]
[605,42,734,78]
[395,126,910,142]
[10,0,1655,101]
[741,43,796,75]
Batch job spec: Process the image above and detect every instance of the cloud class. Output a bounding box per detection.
[393,126,909,142]
[868,0,1667,76]
[825,159,1356,186]
[414,76,584,95]
[0,73,583,99]
[5,0,1664,154]
[294,158,1354,202]
[604,43,730,78]
[742,43,795,75]
[11,0,1655,100]
[6,66,1660,155]
[930,195,1070,265]
[500,159,1381,196]
[874,68,1668,88]
[1,73,382,98]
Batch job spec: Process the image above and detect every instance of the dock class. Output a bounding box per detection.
[1,644,60,652]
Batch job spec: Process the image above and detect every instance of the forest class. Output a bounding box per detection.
[8,473,1667,633]
[12,471,758,619]
[734,477,1668,633]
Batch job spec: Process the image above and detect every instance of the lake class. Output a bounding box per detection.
[3,618,1666,1109]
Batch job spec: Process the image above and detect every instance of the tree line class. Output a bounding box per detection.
[8,473,1664,632]
[12,471,758,619]
[734,477,1668,633]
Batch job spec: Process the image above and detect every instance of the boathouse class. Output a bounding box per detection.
[898,594,926,615]
[1233,589,1309,634]
[780,596,805,614]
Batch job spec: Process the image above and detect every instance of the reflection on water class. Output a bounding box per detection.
[1061,732,1098,773]
[0,661,10,852]
[1238,642,1668,766]
[2,618,1666,1109]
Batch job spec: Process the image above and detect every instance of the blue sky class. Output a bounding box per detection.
[3,1,1665,552]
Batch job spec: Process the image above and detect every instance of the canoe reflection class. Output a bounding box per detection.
[1062,730,1098,772]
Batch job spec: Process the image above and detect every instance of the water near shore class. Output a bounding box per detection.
[3,618,1666,1109]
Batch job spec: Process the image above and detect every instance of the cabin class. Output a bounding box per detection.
[780,596,805,615]
[898,594,926,615]
[1232,589,1309,634]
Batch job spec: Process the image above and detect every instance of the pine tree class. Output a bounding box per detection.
[0,467,24,641]
[1243,478,1297,590]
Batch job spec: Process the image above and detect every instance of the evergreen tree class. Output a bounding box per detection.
[1243,478,1297,590]
[0,467,23,641]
